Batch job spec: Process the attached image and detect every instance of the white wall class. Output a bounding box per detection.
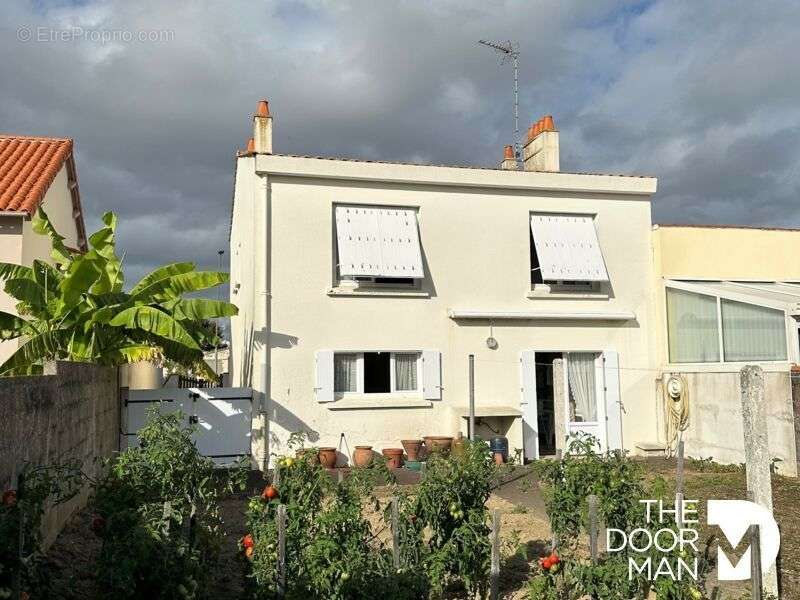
[230,157,658,466]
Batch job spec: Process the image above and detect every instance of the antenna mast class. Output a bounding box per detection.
[478,39,520,162]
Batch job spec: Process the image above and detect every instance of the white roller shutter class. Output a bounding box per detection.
[530,213,609,282]
[335,205,423,278]
[315,350,335,403]
[421,350,441,400]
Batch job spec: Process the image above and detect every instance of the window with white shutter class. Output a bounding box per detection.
[335,205,424,285]
[529,213,609,287]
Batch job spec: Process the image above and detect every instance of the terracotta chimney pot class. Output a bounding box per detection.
[256,100,270,118]
[246,137,255,153]
[503,145,514,159]
[542,115,555,131]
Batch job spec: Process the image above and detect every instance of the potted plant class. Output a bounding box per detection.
[381,448,404,468]
[318,447,337,468]
[401,439,422,461]
[353,445,374,468]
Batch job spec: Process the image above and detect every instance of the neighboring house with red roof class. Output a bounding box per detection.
[0,135,88,366]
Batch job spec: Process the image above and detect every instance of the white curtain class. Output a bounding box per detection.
[666,288,720,363]
[334,353,358,393]
[721,300,787,361]
[567,353,597,422]
[394,353,418,391]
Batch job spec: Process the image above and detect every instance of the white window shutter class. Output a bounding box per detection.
[422,350,441,400]
[520,351,539,460]
[603,350,623,451]
[315,350,335,403]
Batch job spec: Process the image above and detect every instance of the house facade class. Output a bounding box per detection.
[0,136,87,367]
[229,101,659,468]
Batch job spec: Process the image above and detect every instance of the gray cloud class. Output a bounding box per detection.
[1,0,799,291]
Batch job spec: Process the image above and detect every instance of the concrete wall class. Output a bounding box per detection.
[653,224,800,281]
[0,165,81,368]
[0,361,119,546]
[230,155,659,466]
[661,370,798,476]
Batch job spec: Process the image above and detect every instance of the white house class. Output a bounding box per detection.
[0,135,87,367]
[228,100,659,468]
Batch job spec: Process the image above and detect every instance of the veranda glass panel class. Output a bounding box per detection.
[666,288,720,363]
[721,300,787,361]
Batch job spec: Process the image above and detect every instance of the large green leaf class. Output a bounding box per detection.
[108,306,200,350]
[0,262,34,281]
[32,260,64,294]
[32,207,72,268]
[167,299,238,321]
[59,253,103,305]
[88,212,124,294]
[0,311,28,340]
[4,278,46,313]
[154,271,229,299]
[129,262,194,297]
[0,329,67,376]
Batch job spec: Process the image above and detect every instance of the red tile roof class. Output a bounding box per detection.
[0,135,87,249]
[0,135,73,214]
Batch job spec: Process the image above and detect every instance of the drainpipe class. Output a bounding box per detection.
[258,172,271,470]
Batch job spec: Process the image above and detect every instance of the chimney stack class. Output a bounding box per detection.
[522,115,559,172]
[253,100,273,154]
[499,145,518,170]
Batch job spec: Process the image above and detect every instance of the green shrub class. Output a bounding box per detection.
[92,410,245,599]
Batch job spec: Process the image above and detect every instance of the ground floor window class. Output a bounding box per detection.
[566,352,597,422]
[334,351,421,395]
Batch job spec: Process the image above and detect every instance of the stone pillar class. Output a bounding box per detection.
[740,365,779,595]
[553,358,567,453]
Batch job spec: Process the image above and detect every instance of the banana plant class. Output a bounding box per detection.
[0,208,237,379]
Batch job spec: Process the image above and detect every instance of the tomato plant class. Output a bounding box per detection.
[92,410,246,599]
[0,461,82,598]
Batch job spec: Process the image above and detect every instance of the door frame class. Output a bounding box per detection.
[521,349,610,459]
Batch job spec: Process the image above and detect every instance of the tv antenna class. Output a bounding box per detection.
[478,39,521,161]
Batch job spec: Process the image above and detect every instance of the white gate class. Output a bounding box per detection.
[123,387,253,465]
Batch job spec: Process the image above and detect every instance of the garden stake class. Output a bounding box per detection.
[588,494,599,563]
[273,463,281,488]
[675,440,685,526]
[337,469,344,484]
[276,503,287,598]
[490,509,500,600]
[391,497,400,569]
[750,523,762,600]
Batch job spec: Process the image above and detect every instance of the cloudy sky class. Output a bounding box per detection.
[1,0,799,285]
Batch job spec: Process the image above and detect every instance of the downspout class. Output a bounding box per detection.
[258,171,271,470]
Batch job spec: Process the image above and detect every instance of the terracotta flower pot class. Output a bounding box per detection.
[426,436,453,456]
[401,439,422,462]
[318,447,337,469]
[493,451,504,465]
[353,446,374,468]
[382,448,404,469]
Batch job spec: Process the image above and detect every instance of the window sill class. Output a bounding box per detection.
[526,289,609,300]
[327,398,433,410]
[327,287,430,298]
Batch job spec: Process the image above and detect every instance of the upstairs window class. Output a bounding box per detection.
[529,213,609,291]
[334,205,424,286]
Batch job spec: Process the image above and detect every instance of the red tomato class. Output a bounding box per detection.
[542,557,553,570]
[90,515,106,535]
[261,486,279,500]
[549,552,560,564]
[2,490,17,507]
[242,534,254,548]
